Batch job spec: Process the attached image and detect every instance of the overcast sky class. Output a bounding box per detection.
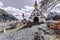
[0,0,39,9]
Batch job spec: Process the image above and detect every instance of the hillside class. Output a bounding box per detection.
[0,8,18,22]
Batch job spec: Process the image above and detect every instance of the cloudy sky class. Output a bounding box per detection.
[0,0,39,9]
[0,0,40,20]
[0,0,59,20]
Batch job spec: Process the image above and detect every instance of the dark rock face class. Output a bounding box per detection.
[0,24,60,40]
[47,11,60,20]
[33,32,41,40]
[0,9,18,22]
[40,0,55,9]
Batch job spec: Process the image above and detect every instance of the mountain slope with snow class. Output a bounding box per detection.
[0,8,18,22]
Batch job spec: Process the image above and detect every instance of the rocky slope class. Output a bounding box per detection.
[0,24,60,40]
[0,8,18,22]
[40,0,60,20]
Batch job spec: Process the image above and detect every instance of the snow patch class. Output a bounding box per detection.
[0,2,34,20]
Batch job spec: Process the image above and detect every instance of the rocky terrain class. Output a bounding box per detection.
[0,0,60,40]
[0,23,60,40]
[47,11,60,20]
[0,8,18,22]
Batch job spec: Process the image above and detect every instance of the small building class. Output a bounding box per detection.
[29,1,45,22]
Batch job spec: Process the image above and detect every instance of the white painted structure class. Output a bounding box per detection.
[29,9,45,22]
[29,1,45,22]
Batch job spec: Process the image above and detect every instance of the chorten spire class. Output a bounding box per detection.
[34,1,38,9]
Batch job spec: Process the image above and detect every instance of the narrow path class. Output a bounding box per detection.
[17,22,44,31]
[0,22,43,33]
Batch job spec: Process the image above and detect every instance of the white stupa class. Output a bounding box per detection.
[29,1,45,22]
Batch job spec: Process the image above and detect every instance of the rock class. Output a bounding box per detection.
[47,11,57,20]
[0,24,60,40]
[0,8,18,22]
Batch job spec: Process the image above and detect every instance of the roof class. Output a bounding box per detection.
[31,8,46,18]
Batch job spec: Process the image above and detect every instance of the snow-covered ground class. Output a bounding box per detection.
[0,24,47,40]
[0,24,59,40]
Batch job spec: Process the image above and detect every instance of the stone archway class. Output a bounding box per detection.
[33,17,39,22]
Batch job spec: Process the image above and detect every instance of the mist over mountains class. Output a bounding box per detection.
[0,2,34,21]
[0,0,60,21]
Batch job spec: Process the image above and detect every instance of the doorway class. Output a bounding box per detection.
[33,17,39,22]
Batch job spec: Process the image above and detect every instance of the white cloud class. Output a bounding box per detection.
[3,6,34,20]
[4,6,22,20]
[20,5,34,20]
[0,2,3,7]
[0,2,34,20]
